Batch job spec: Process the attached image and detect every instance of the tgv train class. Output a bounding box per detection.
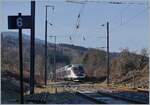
[56,64,86,81]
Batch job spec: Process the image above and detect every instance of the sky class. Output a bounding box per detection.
[1,0,149,52]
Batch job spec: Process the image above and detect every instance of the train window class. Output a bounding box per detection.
[72,66,84,75]
[68,64,72,67]
[72,67,78,70]
[78,66,84,73]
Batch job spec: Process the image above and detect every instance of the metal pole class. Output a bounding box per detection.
[45,6,48,86]
[49,36,56,81]
[54,36,56,81]
[133,72,135,89]
[45,5,54,83]
[106,22,110,86]
[18,13,24,104]
[30,1,35,94]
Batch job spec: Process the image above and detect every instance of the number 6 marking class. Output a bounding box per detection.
[16,17,23,28]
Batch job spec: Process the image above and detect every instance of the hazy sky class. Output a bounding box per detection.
[1,0,149,52]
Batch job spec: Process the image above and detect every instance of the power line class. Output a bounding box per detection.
[68,3,86,45]
[110,6,149,33]
[119,4,132,25]
[75,4,85,29]
[105,1,147,27]
[109,4,132,25]
[48,6,55,33]
[45,5,55,85]
[66,0,149,48]
[66,0,148,5]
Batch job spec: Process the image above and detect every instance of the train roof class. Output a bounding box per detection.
[70,64,83,67]
[56,64,84,72]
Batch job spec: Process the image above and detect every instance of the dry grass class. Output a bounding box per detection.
[34,86,66,94]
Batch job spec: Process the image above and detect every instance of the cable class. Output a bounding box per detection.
[69,3,85,45]
[48,6,55,27]
[110,6,149,33]
[101,1,148,30]
[82,1,147,5]
[83,35,86,41]
[108,4,131,26]
[121,6,149,26]
[76,4,85,29]
[66,0,148,47]
[120,4,131,25]
[47,6,55,41]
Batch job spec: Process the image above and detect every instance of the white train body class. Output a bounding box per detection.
[56,64,85,80]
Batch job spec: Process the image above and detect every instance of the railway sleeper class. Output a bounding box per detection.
[25,92,48,104]
[76,91,106,104]
[97,91,148,104]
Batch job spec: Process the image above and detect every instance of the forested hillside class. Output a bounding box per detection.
[1,32,149,88]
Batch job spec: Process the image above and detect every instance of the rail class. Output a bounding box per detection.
[25,92,48,104]
[97,91,148,104]
[75,90,147,104]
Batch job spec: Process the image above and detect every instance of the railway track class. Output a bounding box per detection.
[97,91,148,104]
[25,92,49,104]
[76,90,148,104]
[65,82,149,104]
[37,82,149,104]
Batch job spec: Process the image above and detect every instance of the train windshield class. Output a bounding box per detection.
[72,66,84,75]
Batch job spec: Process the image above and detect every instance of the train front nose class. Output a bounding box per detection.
[71,65,85,79]
[76,73,84,76]
[73,69,84,76]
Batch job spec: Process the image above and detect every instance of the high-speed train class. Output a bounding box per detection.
[56,64,86,81]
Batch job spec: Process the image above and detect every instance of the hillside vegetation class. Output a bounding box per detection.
[1,32,149,88]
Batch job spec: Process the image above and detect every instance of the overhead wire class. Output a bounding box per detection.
[66,0,149,47]
[110,6,149,33]
[48,6,55,27]
[100,1,148,28]
[69,3,85,45]
[98,1,149,51]
[119,4,131,25]
[47,6,55,43]
[105,3,132,28]
[66,0,147,5]
[76,3,85,29]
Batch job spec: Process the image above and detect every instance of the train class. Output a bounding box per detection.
[55,64,86,81]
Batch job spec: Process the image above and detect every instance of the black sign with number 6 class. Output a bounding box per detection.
[8,15,32,29]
